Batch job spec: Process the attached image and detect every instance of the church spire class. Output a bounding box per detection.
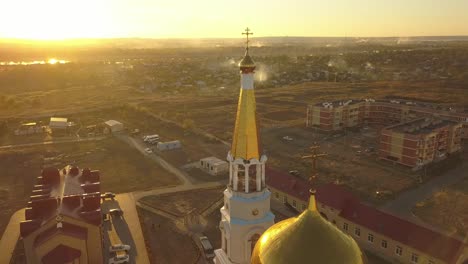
[231,27,260,160]
[214,29,274,264]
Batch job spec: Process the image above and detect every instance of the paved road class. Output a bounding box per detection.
[0,136,106,150]
[382,159,468,221]
[0,208,25,264]
[114,193,150,264]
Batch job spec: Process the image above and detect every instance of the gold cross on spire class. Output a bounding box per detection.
[242,27,253,51]
[301,144,327,187]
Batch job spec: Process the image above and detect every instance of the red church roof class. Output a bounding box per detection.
[41,244,81,264]
[265,169,465,264]
[265,167,310,202]
[316,183,465,264]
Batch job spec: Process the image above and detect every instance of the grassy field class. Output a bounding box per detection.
[413,176,468,237]
[0,137,180,237]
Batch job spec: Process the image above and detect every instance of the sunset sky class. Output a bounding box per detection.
[1,0,467,40]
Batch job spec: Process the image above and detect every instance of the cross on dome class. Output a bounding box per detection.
[242,27,253,51]
[302,144,327,193]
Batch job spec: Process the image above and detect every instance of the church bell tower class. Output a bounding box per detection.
[214,28,275,264]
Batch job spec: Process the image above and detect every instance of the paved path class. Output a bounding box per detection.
[114,193,150,264]
[0,136,106,150]
[0,208,25,264]
[382,159,468,221]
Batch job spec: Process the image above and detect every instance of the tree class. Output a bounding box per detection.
[182,119,195,130]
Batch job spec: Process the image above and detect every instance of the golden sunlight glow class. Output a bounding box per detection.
[48,59,58,65]
[0,0,466,39]
[0,0,115,40]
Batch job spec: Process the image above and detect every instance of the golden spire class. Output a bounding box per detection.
[231,27,260,160]
[251,144,366,264]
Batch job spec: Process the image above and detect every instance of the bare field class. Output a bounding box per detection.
[413,176,468,237]
[140,187,224,217]
[262,126,416,204]
[0,138,180,237]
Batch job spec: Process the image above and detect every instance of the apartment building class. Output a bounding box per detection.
[307,99,468,139]
[20,166,103,264]
[379,118,463,168]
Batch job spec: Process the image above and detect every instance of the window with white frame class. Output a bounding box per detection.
[354,227,360,237]
[292,200,297,208]
[381,240,387,249]
[301,204,306,211]
[275,192,279,199]
[367,233,374,243]
[411,253,419,263]
[343,222,348,231]
[395,246,402,256]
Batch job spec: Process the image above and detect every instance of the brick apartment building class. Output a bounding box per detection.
[306,99,468,138]
[307,99,466,168]
[380,118,463,168]
[266,168,468,264]
[20,166,103,264]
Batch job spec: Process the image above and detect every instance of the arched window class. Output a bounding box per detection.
[249,233,261,256]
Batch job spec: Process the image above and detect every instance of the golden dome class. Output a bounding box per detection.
[239,50,256,68]
[251,194,366,264]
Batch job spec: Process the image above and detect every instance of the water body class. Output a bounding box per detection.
[0,58,69,66]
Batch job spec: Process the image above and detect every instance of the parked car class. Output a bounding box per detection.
[289,170,300,176]
[108,254,129,264]
[282,136,293,141]
[109,244,131,253]
[199,236,215,259]
[101,192,116,200]
[109,208,124,217]
[145,148,153,154]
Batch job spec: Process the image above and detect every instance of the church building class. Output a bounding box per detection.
[214,28,275,264]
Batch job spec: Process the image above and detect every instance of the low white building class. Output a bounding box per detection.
[49,117,68,129]
[104,120,124,133]
[199,157,228,176]
[14,122,44,136]
[157,140,181,151]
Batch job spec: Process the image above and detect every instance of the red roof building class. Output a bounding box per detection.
[20,166,104,264]
[266,169,467,264]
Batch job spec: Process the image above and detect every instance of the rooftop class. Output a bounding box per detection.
[20,166,102,238]
[50,117,68,123]
[266,169,465,264]
[104,120,123,126]
[265,167,310,202]
[200,156,227,166]
[385,117,459,135]
[316,183,465,264]
[315,99,362,108]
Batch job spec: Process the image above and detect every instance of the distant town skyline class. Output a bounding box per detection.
[1,0,467,40]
